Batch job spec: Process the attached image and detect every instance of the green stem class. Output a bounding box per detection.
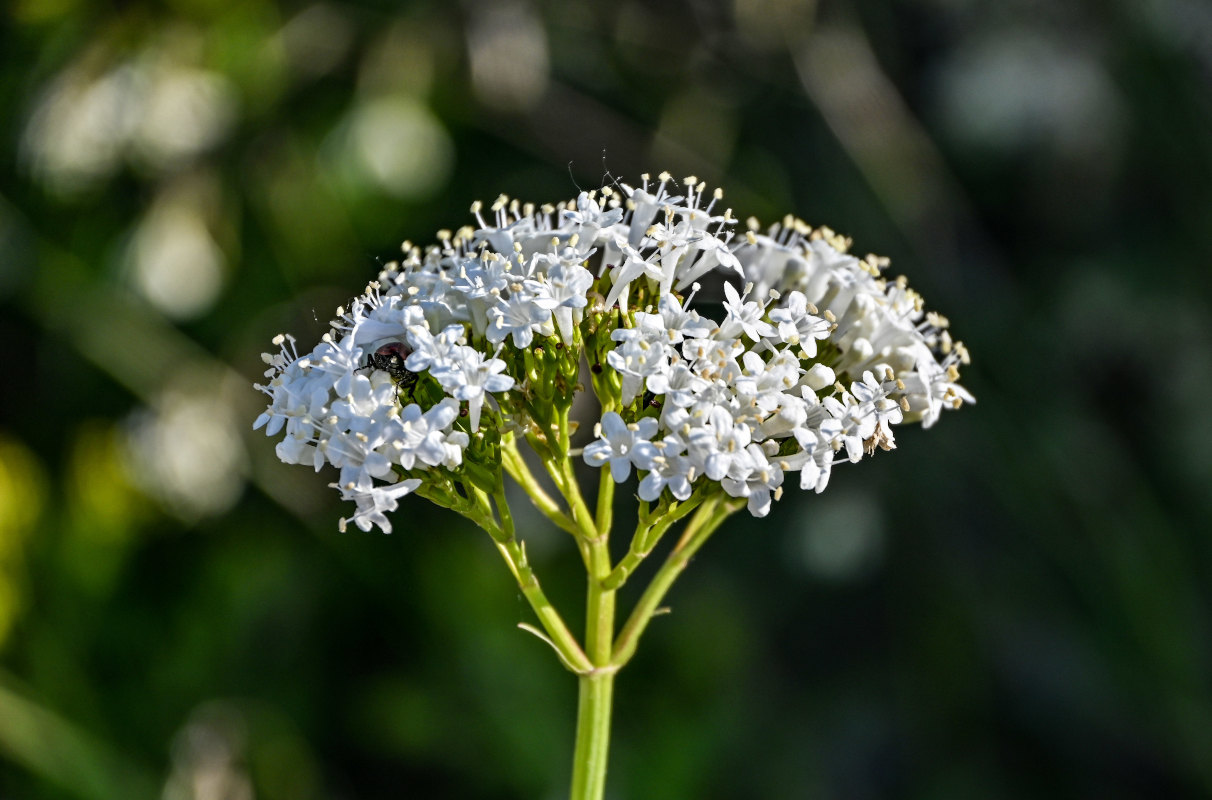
[570,669,615,800]
[494,391,739,799]
[602,492,706,591]
[595,462,614,537]
[501,438,580,536]
[560,462,598,541]
[482,482,592,674]
[556,408,598,540]
[571,520,616,800]
[584,535,615,665]
[610,495,741,668]
[538,410,596,541]
[494,536,593,674]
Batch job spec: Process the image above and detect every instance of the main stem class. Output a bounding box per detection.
[570,469,616,800]
[514,414,733,798]
[571,670,614,800]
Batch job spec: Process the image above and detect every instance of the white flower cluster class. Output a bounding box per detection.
[255,172,971,531]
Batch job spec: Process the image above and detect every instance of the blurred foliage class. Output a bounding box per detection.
[2,0,1212,797]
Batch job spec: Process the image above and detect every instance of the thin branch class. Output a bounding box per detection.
[610,495,742,668]
[601,492,706,591]
[501,439,580,536]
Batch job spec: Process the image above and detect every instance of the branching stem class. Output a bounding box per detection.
[477,377,741,800]
[610,495,742,669]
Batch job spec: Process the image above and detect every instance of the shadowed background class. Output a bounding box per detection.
[2,0,1211,798]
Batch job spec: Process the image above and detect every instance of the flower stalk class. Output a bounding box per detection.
[254,173,972,798]
[573,528,616,800]
[570,669,615,800]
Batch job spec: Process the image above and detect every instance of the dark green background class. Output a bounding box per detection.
[3,1,1211,797]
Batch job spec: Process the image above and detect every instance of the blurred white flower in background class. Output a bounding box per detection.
[932,31,1124,158]
[341,95,454,199]
[131,62,237,171]
[123,378,247,523]
[20,60,135,194]
[20,28,237,195]
[466,0,550,111]
[162,703,253,800]
[790,489,885,582]
[279,3,356,81]
[127,173,228,321]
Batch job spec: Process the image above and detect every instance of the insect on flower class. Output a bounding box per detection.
[365,342,418,390]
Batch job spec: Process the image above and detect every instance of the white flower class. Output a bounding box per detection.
[451,257,510,333]
[404,323,465,373]
[335,479,422,533]
[735,231,803,301]
[254,336,327,438]
[562,191,624,241]
[850,370,904,453]
[432,346,514,431]
[633,435,694,502]
[308,332,364,399]
[324,422,398,493]
[655,291,713,341]
[721,443,783,517]
[329,371,398,426]
[719,282,775,342]
[682,337,743,385]
[733,350,802,414]
[451,254,510,301]
[756,391,809,441]
[645,362,709,409]
[354,298,423,346]
[900,356,975,429]
[274,430,317,467]
[394,398,464,469]
[803,363,836,392]
[526,261,593,345]
[618,173,681,248]
[790,427,834,494]
[769,291,832,357]
[684,405,752,482]
[645,215,699,296]
[603,242,663,313]
[607,322,672,406]
[583,412,658,482]
[486,289,551,348]
[258,172,971,527]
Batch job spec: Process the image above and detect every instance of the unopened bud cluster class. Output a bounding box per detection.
[255,173,972,531]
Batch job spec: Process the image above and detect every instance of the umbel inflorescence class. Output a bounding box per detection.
[255,173,972,533]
